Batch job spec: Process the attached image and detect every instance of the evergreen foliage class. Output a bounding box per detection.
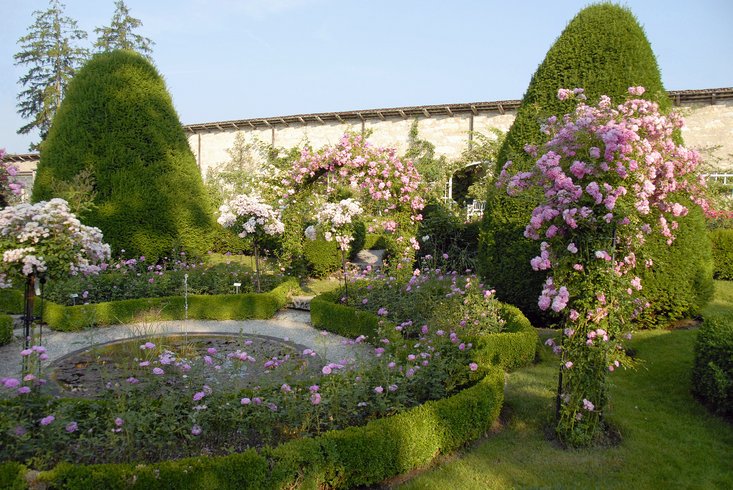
[480,3,711,325]
[14,0,88,145]
[32,50,215,261]
[94,0,154,60]
[709,229,733,280]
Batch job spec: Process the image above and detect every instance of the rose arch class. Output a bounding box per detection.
[282,133,425,273]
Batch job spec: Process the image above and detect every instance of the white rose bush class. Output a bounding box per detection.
[218,193,285,292]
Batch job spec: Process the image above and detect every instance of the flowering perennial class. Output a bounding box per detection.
[499,86,710,445]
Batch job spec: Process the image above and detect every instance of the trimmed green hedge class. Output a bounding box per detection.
[0,314,13,346]
[40,278,298,331]
[0,461,26,490]
[710,229,733,280]
[0,289,24,315]
[311,292,538,371]
[692,313,733,417]
[303,239,342,278]
[29,369,503,489]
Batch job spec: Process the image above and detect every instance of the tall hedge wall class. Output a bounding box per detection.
[709,229,733,280]
[479,3,712,326]
[33,50,215,261]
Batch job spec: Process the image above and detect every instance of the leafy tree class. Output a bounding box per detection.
[32,50,215,261]
[404,120,453,202]
[480,3,712,326]
[94,0,154,59]
[14,0,88,146]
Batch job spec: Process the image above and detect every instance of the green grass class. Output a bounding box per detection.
[299,278,342,295]
[399,282,733,489]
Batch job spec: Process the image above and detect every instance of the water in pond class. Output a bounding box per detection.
[48,333,325,398]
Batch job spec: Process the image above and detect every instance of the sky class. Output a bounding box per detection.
[1,0,732,154]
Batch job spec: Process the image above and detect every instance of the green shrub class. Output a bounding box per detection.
[710,229,733,280]
[41,278,298,331]
[33,50,216,262]
[0,461,26,490]
[417,203,480,272]
[635,202,714,327]
[310,291,391,340]
[363,233,387,250]
[303,239,341,278]
[480,3,711,327]
[693,313,733,417]
[0,289,23,314]
[0,314,13,346]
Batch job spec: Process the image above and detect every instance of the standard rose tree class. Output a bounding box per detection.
[217,194,285,292]
[0,198,110,359]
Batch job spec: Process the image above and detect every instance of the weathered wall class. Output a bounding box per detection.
[190,98,733,178]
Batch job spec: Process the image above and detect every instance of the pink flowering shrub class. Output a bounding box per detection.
[309,198,364,251]
[282,133,425,274]
[498,87,711,446]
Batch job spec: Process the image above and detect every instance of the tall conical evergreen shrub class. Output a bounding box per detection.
[33,50,215,261]
[480,3,713,326]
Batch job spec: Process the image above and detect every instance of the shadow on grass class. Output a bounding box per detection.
[397,328,733,490]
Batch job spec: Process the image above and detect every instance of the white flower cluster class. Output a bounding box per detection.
[313,198,364,250]
[0,199,111,287]
[217,194,285,238]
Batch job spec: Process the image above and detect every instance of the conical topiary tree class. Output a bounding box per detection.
[33,50,215,261]
[479,2,713,326]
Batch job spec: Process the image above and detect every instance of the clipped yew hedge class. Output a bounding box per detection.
[40,278,298,331]
[710,229,733,280]
[692,312,733,417]
[0,314,13,346]
[12,369,502,490]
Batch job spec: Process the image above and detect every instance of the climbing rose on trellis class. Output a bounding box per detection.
[0,198,110,288]
[498,86,710,446]
[283,133,425,272]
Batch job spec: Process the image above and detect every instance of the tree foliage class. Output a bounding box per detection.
[94,0,154,60]
[480,3,712,325]
[14,0,88,145]
[32,50,215,261]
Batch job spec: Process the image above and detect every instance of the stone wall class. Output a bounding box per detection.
[187,94,733,178]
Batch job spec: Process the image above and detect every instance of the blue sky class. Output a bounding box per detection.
[1,0,732,153]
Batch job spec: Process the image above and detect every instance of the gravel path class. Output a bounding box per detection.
[0,309,371,379]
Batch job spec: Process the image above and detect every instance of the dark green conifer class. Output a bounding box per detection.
[33,50,215,261]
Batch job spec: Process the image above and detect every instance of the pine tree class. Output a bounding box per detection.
[14,0,88,146]
[94,0,154,59]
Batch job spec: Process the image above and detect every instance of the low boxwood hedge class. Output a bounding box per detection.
[311,291,538,371]
[710,229,733,280]
[0,314,13,346]
[21,369,503,490]
[692,312,733,417]
[40,278,298,332]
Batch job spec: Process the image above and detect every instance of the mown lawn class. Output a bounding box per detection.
[399,282,733,489]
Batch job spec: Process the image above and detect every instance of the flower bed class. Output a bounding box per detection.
[39,278,298,331]
[0,271,537,488]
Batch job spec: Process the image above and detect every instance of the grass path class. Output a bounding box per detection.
[399,285,733,489]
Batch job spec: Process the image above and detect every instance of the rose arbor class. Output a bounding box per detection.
[0,199,110,365]
[283,133,425,274]
[218,194,285,292]
[499,87,710,446]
